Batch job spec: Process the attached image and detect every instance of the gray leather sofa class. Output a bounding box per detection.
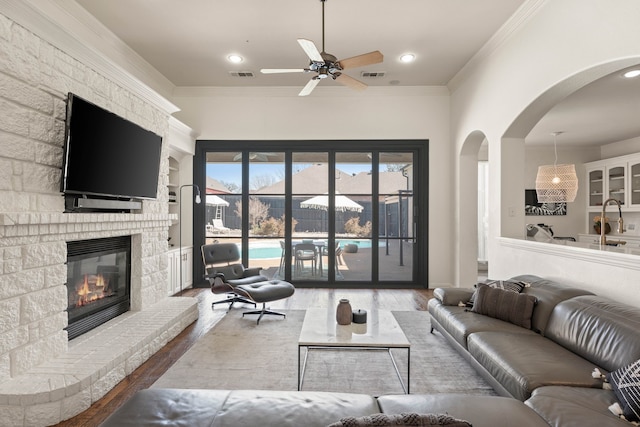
[429,274,640,426]
[99,388,551,427]
[99,275,639,427]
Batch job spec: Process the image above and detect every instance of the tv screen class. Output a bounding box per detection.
[61,93,163,200]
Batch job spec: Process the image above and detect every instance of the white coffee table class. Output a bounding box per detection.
[298,308,411,393]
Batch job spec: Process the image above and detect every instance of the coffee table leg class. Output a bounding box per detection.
[388,347,410,394]
[298,345,309,391]
[407,347,410,394]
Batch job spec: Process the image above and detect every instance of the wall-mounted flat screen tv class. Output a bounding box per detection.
[61,93,162,200]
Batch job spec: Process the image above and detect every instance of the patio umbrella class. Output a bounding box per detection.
[300,193,363,213]
[205,194,229,206]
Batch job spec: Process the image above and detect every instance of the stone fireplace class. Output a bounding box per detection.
[0,5,199,426]
[66,236,132,340]
[0,213,199,427]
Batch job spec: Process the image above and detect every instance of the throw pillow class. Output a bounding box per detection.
[326,413,472,427]
[606,359,640,422]
[471,285,537,329]
[466,279,529,307]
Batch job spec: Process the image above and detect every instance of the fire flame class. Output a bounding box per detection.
[75,274,110,307]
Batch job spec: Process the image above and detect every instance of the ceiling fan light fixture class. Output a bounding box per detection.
[260,0,383,96]
[400,53,415,63]
[227,54,243,63]
[623,69,640,78]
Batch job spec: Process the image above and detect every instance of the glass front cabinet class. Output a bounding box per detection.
[587,167,604,208]
[631,160,640,208]
[585,154,640,211]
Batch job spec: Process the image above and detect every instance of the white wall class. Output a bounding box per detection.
[450,0,640,303]
[173,86,454,286]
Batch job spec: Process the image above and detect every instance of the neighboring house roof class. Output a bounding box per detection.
[253,163,335,194]
[251,163,409,195]
[345,171,409,195]
[206,176,231,194]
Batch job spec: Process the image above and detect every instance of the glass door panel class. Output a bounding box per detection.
[292,153,328,281]
[607,165,626,206]
[588,168,604,208]
[204,152,241,244]
[378,152,415,282]
[247,153,284,271]
[631,162,640,207]
[336,153,372,281]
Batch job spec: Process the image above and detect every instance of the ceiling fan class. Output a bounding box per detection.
[260,0,383,96]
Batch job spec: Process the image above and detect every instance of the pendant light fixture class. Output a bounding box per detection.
[535,132,578,203]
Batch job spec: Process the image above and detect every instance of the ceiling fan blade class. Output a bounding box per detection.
[299,78,320,96]
[337,51,384,70]
[335,73,367,91]
[297,39,324,62]
[260,68,306,74]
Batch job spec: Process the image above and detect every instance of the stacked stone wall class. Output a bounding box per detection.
[0,11,174,383]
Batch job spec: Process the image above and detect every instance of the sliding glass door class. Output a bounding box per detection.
[193,140,427,288]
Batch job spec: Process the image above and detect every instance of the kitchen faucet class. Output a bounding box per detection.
[600,198,625,246]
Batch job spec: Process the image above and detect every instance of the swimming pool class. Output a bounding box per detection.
[246,240,377,259]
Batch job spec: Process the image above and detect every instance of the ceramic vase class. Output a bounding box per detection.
[336,299,352,325]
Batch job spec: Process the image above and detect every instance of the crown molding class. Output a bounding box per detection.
[172,85,450,98]
[0,0,179,114]
[167,117,198,155]
[448,0,548,92]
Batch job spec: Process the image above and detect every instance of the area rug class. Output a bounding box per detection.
[152,309,497,397]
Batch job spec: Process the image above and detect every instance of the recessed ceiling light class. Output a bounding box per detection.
[227,54,243,64]
[623,69,640,78]
[400,53,415,63]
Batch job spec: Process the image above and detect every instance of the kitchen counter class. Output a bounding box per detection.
[522,234,640,257]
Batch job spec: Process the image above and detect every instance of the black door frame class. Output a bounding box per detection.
[192,139,429,289]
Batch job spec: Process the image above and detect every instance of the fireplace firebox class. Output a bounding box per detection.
[66,236,131,340]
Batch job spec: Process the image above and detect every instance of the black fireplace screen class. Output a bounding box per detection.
[66,236,131,339]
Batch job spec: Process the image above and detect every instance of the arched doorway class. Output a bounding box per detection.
[457,131,489,287]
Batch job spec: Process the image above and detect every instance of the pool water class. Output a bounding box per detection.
[246,240,376,259]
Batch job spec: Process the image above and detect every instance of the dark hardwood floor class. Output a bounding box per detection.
[54,287,433,427]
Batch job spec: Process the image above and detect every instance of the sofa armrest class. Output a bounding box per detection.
[433,287,474,306]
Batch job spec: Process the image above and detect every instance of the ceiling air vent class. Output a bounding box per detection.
[360,71,386,78]
[229,71,255,78]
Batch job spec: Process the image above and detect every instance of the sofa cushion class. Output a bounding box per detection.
[606,358,640,422]
[471,285,537,329]
[467,331,603,401]
[544,295,640,372]
[469,279,529,304]
[378,394,550,427]
[525,386,631,427]
[428,299,537,350]
[511,275,595,335]
[327,413,471,427]
[99,389,381,427]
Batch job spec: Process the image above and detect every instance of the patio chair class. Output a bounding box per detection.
[201,242,268,309]
[322,242,344,275]
[211,219,230,234]
[294,243,318,277]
